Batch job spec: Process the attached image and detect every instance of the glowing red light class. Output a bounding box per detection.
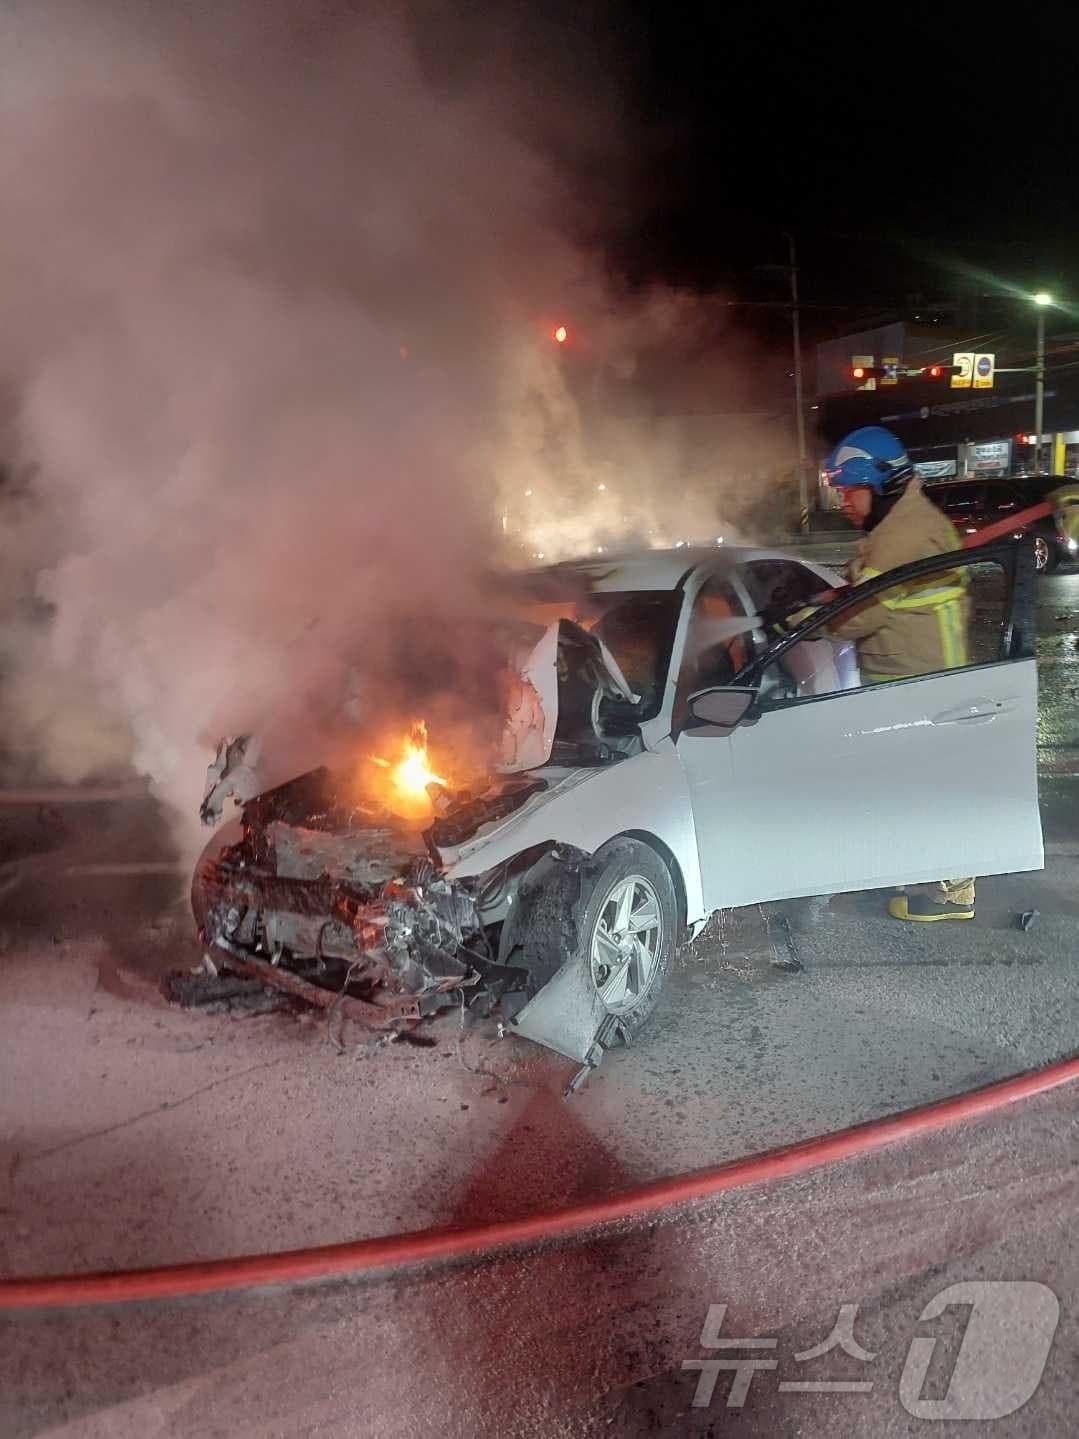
[553,325,568,344]
[927,365,943,378]
[851,366,865,379]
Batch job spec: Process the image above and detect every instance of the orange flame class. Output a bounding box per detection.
[368,720,448,818]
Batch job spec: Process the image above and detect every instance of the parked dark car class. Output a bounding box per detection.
[923,474,1077,573]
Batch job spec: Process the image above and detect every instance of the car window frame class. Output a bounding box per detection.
[981,479,1024,512]
[731,536,1037,710]
[741,557,832,614]
[936,480,988,516]
[673,574,754,720]
[575,590,684,723]
[923,483,952,509]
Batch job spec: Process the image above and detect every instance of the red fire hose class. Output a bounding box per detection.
[806,500,1057,607]
[959,499,1054,548]
[2,1054,1077,1312]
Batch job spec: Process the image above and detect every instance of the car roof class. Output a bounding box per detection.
[1001,473,1066,494]
[530,545,826,593]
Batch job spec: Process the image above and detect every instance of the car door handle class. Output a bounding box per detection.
[932,699,1008,725]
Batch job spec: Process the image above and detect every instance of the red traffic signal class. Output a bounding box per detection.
[849,360,961,387]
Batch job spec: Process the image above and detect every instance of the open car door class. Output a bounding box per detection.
[679,539,1043,912]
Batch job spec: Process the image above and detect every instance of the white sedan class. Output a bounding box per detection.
[192,539,1043,1065]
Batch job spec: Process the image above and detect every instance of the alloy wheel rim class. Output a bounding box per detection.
[590,874,663,1013]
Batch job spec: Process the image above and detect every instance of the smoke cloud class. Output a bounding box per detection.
[0,0,794,853]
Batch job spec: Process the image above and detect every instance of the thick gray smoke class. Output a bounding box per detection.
[0,1,793,853]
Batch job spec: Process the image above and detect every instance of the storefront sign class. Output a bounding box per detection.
[970,439,1011,475]
[914,457,961,480]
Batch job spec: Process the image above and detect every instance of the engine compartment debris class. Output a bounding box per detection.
[189,756,595,1056]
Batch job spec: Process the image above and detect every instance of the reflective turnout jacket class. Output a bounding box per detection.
[1051,483,1079,547]
[831,478,969,679]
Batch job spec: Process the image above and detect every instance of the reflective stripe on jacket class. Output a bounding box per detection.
[830,478,970,678]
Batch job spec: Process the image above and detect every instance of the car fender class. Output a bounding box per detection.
[440,741,705,925]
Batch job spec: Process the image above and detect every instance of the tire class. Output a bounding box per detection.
[573,837,677,1042]
[1033,532,1058,573]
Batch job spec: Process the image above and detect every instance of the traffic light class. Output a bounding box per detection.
[848,360,961,387]
[553,324,568,344]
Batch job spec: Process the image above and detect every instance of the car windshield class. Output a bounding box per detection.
[519,590,682,719]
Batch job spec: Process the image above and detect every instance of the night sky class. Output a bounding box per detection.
[469,1,1073,341]
[619,5,1078,308]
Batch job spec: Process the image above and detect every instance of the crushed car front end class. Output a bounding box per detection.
[186,562,701,1062]
[192,764,555,1033]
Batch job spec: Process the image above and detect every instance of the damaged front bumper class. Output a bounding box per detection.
[191,769,533,1034]
[196,853,487,1029]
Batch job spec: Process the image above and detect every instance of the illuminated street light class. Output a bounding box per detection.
[1033,291,1054,307]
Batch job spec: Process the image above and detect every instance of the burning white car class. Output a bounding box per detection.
[190,540,1043,1070]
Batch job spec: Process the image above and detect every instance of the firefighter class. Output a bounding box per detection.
[824,425,976,922]
[1050,482,1079,550]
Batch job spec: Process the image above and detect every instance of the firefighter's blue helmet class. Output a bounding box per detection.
[825,426,913,495]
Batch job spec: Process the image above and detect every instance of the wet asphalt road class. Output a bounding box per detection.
[1034,569,1079,775]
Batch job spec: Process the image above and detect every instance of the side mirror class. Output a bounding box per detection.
[687,687,757,733]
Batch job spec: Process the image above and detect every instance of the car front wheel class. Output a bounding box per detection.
[1033,533,1058,573]
[577,838,677,1040]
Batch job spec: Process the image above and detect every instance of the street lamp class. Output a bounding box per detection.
[1033,292,1053,471]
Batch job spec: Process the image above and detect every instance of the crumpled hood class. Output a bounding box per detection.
[435,765,599,869]
[497,618,638,774]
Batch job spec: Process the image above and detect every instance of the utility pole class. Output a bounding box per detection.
[785,233,811,528]
[1033,294,1050,471]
